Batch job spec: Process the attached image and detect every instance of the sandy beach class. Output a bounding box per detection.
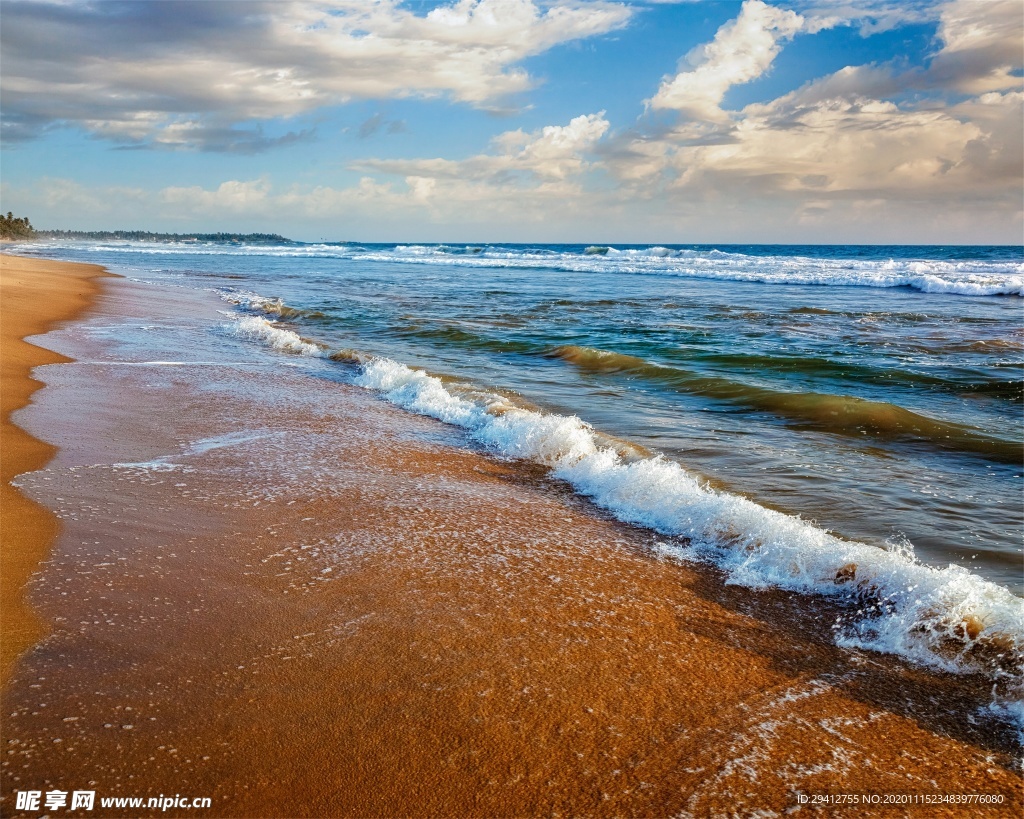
[0,253,112,685]
[1,254,1021,817]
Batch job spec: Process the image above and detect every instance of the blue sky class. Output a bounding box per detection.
[1,0,1021,243]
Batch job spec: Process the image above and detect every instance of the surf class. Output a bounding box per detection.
[224,312,1024,715]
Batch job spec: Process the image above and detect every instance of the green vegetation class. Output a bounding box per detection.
[35,230,294,244]
[0,216,293,244]
[1,212,36,240]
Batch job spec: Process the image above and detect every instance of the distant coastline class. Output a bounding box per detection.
[33,229,295,244]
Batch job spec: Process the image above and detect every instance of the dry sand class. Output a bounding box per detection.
[1,258,1020,817]
[0,253,112,685]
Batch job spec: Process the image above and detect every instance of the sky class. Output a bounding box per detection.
[1,0,1021,243]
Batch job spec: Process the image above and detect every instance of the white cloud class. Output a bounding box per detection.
[1,0,632,148]
[790,0,936,36]
[616,0,1023,206]
[160,179,273,212]
[614,90,1021,212]
[648,0,803,120]
[145,113,611,227]
[2,112,612,230]
[647,96,999,197]
[927,0,1023,93]
[0,176,148,222]
[354,112,610,184]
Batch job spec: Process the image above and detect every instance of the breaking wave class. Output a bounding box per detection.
[349,356,1023,687]
[228,315,325,357]
[221,290,326,320]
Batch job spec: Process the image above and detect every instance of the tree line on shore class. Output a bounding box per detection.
[1,212,34,239]
[0,213,292,244]
[39,229,293,243]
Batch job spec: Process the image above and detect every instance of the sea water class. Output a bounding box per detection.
[16,239,1024,712]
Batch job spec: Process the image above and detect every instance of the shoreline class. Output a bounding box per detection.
[0,253,114,685]
[0,257,1020,816]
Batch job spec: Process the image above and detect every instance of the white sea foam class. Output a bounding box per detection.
[111,459,182,472]
[987,697,1024,746]
[222,290,281,311]
[353,357,1024,703]
[111,432,268,472]
[220,289,297,316]
[372,245,1024,297]
[228,315,324,357]
[25,240,1022,298]
[182,431,270,456]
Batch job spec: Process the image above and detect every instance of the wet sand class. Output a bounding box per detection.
[0,254,112,685]
[1,266,1021,817]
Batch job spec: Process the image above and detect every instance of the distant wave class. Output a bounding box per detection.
[27,239,1024,297]
[223,311,1024,727]
[379,245,1024,297]
[335,312,1024,403]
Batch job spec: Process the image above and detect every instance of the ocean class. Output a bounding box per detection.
[15,239,1024,722]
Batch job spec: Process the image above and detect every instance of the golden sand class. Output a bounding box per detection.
[0,254,112,685]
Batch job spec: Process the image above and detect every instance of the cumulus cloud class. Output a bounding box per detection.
[648,0,803,120]
[3,112,611,230]
[614,0,1023,215]
[122,113,611,228]
[160,179,273,212]
[927,0,1024,94]
[0,0,631,149]
[354,112,610,184]
[1,176,149,222]
[654,96,1018,199]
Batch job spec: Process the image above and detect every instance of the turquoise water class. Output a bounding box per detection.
[22,240,1021,596]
